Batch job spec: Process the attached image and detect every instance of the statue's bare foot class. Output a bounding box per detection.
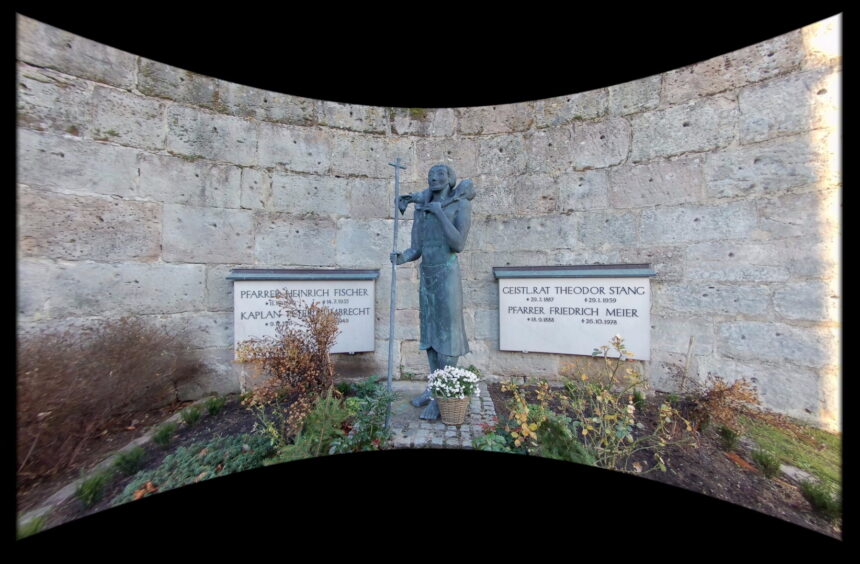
[410,388,432,407]
[419,399,440,420]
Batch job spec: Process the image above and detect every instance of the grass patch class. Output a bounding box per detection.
[717,425,739,451]
[17,514,47,539]
[76,471,113,508]
[739,415,841,490]
[153,422,178,447]
[800,480,842,521]
[113,446,146,476]
[750,449,780,478]
[181,405,202,426]
[205,395,226,416]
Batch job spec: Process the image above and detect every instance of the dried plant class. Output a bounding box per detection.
[237,292,341,441]
[688,374,761,433]
[17,317,202,487]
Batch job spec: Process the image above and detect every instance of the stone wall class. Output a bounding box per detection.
[16,15,841,430]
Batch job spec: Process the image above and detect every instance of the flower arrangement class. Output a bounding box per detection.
[427,365,480,399]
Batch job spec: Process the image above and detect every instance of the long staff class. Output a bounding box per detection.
[386,157,406,429]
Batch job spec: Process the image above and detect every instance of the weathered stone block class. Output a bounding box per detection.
[17,15,137,89]
[330,132,414,178]
[18,188,161,261]
[683,240,792,282]
[254,214,337,266]
[415,137,480,180]
[756,188,840,240]
[774,281,839,322]
[717,321,839,369]
[138,153,242,208]
[608,75,662,116]
[525,127,574,174]
[17,259,206,320]
[686,238,836,280]
[801,14,842,70]
[332,342,388,380]
[488,349,559,379]
[457,103,534,134]
[87,85,166,150]
[178,348,241,399]
[661,31,804,104]
[336,218,409,268]
[16,63,93,136]
[739,69,840,144]
[572,118,630,169]
[577,209,638,248]
[534,89,608,127]
[320,101,388,133]
[474,309,499,341]
[463,278,498,309]
[153,311,234,350]
[559,170,610,211]
[270,173,350,217]
[630,96,737,162]
[349,177,395,219]
[205,264,250,311]
[656,282,770,316]
[651,315,715,355]
[461,340,491,374]
[696,356,834,428]
[390,107,456,137]
[258,120,333,173]
[608,156,705,208]
[400,339,428,377]
[166,105,257,166]
[617,246,684,281]
[218,81,317,125]
[17,129,139,197]
[705,131,839,199]
[137,58,221,109]
[473,174,557,217]
[239,168,271,210]
[640,201,757,244]
[470,215,576,252]
[460,250,554,280]
[477,134,528,177]
[645,350,693,392]
[391,309,420,340]
[163,204,255,263]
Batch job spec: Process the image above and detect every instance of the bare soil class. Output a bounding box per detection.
[486,383,841,540]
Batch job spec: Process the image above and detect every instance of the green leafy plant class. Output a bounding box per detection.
[751,449,781,478]
[717,425,739,451]
[332,381,395,453]
[76,471,113,508]
[153,422,178,447]
[800,480,841,521]
[17,514,47,539]
[335,381,353,396]
[352,375,383,399]
[269,388,352,462]
[181,405,202,426]
[113,434,274,505]
[113,446,146,476]
[205,395,226,416]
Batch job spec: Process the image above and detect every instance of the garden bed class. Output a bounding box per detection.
[486,382,841,540]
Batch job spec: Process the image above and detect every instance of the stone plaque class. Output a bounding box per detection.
[494,265,655,360]
[227,269,378,356]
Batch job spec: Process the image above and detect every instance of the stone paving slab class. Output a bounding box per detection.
[386,381,496,449]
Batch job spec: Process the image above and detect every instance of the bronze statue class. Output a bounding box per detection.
[391,164,474,419]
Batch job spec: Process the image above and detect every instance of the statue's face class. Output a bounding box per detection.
[428,166,449,192]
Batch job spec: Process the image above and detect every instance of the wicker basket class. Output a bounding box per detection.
[436,396,470,426]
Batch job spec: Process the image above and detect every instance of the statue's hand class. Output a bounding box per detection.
[390,251,401,265]
[425,201,443,215]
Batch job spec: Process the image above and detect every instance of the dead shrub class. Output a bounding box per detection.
[236,292,341,440]
[17,317,202,484]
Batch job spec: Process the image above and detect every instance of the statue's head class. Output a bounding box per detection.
[428,164,456,192]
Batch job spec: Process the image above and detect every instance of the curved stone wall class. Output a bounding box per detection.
[16,14,841,430]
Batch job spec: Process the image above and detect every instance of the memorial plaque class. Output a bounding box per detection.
[227,269,378,356]
[494,265,656,360]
